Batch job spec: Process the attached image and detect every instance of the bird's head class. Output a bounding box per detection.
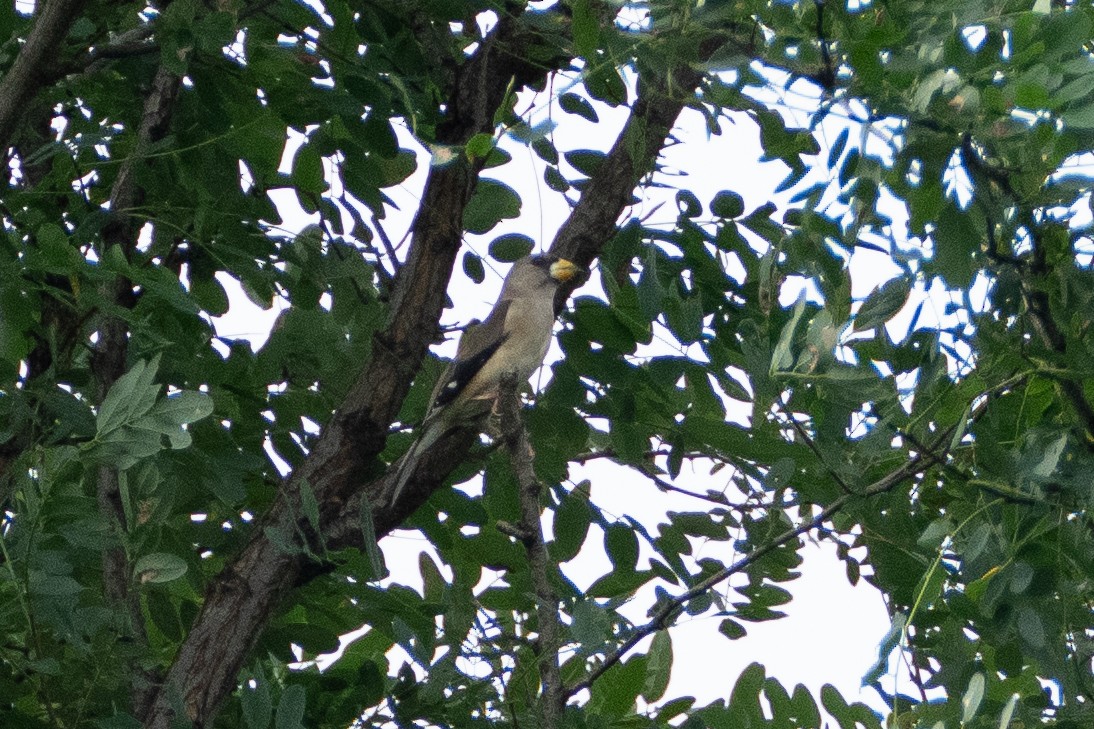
[546,257,583,283]
[516,254,584,285]
[495,255,585,305]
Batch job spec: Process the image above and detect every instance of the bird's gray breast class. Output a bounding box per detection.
[454,284,559,409]
[498,295,555,378]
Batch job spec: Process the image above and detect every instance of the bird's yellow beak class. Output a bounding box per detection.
[549,258,582,283]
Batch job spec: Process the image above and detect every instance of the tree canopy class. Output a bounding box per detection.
[2,0,1093,727]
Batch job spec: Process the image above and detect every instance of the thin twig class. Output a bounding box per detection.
[0,0,89,151]
[783,411,853,494]
[498,373,563,729]
[959,132,1094,443]
[92,63,181,721]
[372,215,402,276]
[564,426,955,699]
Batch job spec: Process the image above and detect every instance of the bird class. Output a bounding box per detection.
[386,254,583,506]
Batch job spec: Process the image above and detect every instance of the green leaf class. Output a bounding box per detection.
[299,479,321,535]
[362,112,398,157]
[571,598,611,652]
[149,391,214,428]
[828,127,849,169]
[565,149,606,177]
[29,572,84,596]
[588,655,645,718]
[146,590,183,642]
[853,277,911,333]
[917,518,952,550]
[134,553,188,584]
[676,190,702,218]
[292,144,327,194]
[419,552,446,604]
[195,11,236,53]
[89,425,165,470]
[559,92,598,122]
[585,65,626,105]
[463,251,485,283]
[820,685,852,728]
[574,298,636,353]
[97,357,162,437]
[911,561,945,611]
[642,630,673,702]
[771,293,807,373]
[586,568,653,598]
[463,179,521,234]
[465,133,495,161]
[35,223,83,273]
[488,234,535,262]
[544,165,568,192]
[728,663,766,724]
[359,496,385,581]
[710,190,744,219]
[718,618,747,640]
[242,671,273,729]
[1008,561,1034,595]
[1062,102,1094,128]
[961,673,985,725]
[551,489,593,562]
[375,149,417,187]
[605,522,639,572]
[1015,605,1045,648]
[192,275,230,316]
[275,684,306,729]
[933,203,979,288]
[532,136,559,164]
[572,0,599,59]
[1057,73,1094,106]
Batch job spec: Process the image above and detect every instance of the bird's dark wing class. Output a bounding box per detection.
[429,299,511,410]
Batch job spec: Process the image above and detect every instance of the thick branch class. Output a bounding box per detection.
[326,53,717,553]
[498,374,564,728]
[0,0,88,152]
[141,13,560,729]
[549,65,704,277]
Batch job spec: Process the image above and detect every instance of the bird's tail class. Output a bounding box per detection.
[386,418,445,507]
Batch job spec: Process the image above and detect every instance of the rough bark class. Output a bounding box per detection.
[141,13,561,729]
[325,62,707,552]
[498,374,564,728]
[0,0,89,152]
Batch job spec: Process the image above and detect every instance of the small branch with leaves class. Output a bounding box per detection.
[497,373,564,729]
[563,421,958,700]
[93,62,182,721]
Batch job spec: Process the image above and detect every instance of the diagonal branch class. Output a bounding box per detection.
[0,0,88,152]
[497,373,564,729]
[563,425,956,699]
[962,138,1094,443]
[326,58,733,551]
[141,12,567,729]
[92,64,182,720]
[549,64,704,278]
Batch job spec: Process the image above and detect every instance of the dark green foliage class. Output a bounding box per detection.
[2,0,1093,728]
